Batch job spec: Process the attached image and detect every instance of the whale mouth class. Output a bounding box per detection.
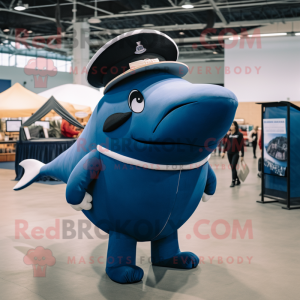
[132,137,208,148]
[97,145,210,171]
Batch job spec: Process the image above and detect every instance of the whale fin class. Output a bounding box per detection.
[13,159,45,191]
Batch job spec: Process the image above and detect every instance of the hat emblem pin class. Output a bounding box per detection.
[135,41,146,54]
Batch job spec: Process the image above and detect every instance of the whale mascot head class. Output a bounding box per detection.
[14,30,238,284]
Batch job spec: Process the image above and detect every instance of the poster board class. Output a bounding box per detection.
[23,127,31,140]
[6,120,22,132]
[263,118,287,176]
[257,101,300,209]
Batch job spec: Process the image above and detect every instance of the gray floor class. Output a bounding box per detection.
[1,148,300,300]
[0,161,15,170]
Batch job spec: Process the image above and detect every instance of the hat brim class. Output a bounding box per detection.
[104,61,189,94]
[86,29,179,88]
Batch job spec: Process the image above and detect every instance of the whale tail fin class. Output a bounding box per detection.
[13,159,45,191]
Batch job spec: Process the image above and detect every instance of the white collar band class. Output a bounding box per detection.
[97,145,210,171]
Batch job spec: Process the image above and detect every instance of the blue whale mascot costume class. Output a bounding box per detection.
[14,30,238,284]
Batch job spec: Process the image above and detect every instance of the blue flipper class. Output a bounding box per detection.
[66,149,101,205]
[202,164,217,202]
[151,231,199,269]
[106,231,144,284]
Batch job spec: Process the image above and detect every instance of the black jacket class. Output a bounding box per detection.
[223,131,245,157]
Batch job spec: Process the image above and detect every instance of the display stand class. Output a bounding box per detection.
[256,102,300,210]
[19,96,83,141]
[15,96,84,180]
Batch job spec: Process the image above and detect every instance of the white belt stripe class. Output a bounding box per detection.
[97,145,210,171]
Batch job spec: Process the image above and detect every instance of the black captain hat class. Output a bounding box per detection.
[86,29,189,94]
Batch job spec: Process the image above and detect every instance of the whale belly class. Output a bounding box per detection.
[83,155,207,241]
[153,163,208,240]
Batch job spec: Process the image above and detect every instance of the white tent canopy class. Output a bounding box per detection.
[39,84,104,111]
[0,83,89,118]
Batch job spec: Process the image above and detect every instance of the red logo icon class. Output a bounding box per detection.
[24,58,57,88]
[23,246,56,277]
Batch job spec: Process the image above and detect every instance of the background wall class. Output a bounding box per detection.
[182,60,224,84]
[0,65,72,93]
[235,101,300,127]
[225,36,300,102]
[235,102,262,127]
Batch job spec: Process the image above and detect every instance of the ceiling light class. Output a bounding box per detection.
[14,1,27,11]
[260,32,287,37]
[142,24,154,27]
[179,32,185,35]
[88,0,101,24]
[248,33,287,37]
[27,30,33,34]
[3,28,9,33]
[213,51,218,54]
[295,33,300,36]
[182,1,194,9]
[88,17,101,24]
[229,36,240,40]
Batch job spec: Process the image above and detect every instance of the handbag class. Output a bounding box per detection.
[237,160,250,182]
[258,157,262,172]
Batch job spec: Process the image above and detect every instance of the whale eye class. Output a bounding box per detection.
[128,90,144,113]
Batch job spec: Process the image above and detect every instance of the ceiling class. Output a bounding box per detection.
[0,0,300,60]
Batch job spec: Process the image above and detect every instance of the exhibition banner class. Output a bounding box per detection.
[263,118,287,176]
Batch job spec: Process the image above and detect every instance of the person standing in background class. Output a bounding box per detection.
[250,126,259,158]
[221,121,245,187]
[258,133,262,178]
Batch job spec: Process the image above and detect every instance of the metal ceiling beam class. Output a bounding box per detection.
[0,33,68,54]
[73,0,76,23]
[8,0,16,10]
[89,17,300,35]
[0,8,73,24]
[26,3,72,9]
[24,17,299,41]
[88,24,106,31]
[179,50,216,54]
[118,0,262,14]
[207,0,229,25]
[0,1,7,8]
[66,0,113,15]
[23,15,300,48]
[179,57,224,62]
[179,43,223,48]
[25,33,73,40]
[93,1,300,20]
[2,0,299,29]
[173,36,221,43]
[168,0,177,8]
[88,25,300,47]
[23,0,113,15]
